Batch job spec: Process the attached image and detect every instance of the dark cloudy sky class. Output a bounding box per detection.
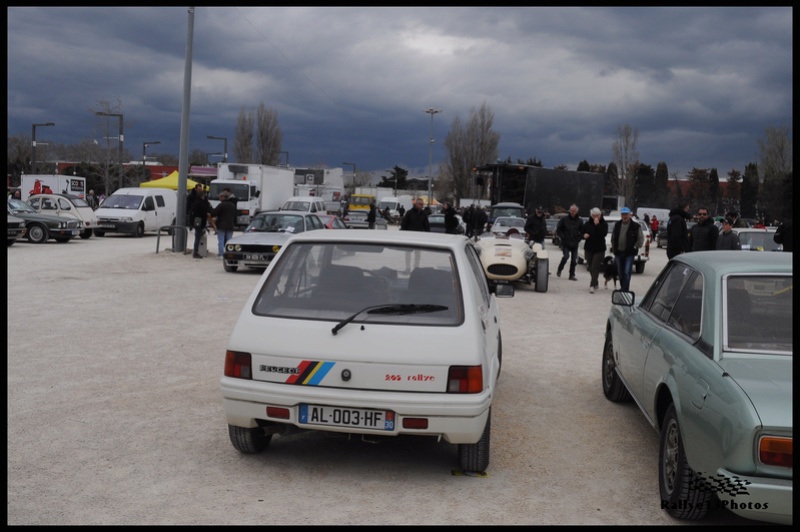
[7,6,793,177]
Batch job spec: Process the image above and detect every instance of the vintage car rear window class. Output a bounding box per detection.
[724,274,792,354]
[253,242,463,326]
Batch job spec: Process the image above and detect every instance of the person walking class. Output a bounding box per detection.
[443,201,460,234]
[400,197,430,272]
[86,189,99,210]
[666,203,691,260]
[610,207,644,292]
[189,188,217,259]
[727,210,747,228]
[555,204,583,281]
[581,207,608,294]
[525,205,547,248]
[773,218,792,251]
[715,218,741,250]
[650,215,659,240]
[472,207,488,237]
[463,205,474,237]
[212,190,237,257]
[367,200,377,229]
[186,183,203,228]
[688,207,719,251]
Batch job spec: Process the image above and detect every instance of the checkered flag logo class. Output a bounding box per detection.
[692,471,752,497]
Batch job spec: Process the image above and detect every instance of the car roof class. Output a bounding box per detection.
[256,210,313,216]
[671,250,792,277]
[29,193,82,201]
[288,228,468,248]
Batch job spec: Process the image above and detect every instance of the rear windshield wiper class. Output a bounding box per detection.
[331,304,448,336]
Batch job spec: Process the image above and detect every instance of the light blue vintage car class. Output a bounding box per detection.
[603,251,792,525]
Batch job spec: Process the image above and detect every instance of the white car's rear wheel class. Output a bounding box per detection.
[458,408,490,473]
[228,425,272,453]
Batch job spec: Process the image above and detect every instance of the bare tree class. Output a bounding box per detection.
[757,125,792,222]
[443,101,500,203]
[255,103,283,165]
[92,99,129,193]
[233,107,254,163]
[611,124,639,205]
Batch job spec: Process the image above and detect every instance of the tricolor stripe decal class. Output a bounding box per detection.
[285,361,335,385]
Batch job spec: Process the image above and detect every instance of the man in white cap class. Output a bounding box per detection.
[610,207,643,291]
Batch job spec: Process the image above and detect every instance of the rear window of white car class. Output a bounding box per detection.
[252,242,463,326]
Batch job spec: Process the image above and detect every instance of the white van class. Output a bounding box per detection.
[377,195,413,219]
[94,187,178,237]
[280,195,327,214]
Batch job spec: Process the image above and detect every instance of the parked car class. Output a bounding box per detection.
[475,233,549,293]
[222,211,324,273]
[220,230,513,473]
[577,215,650,273]
[603,251,792,525]
[428,213,466,234]
[7,214,27,246]
[316,214,348,230]
[7,198,82,243]
[27,193,99,239]
[342,210,388,230]
[734,227,781,252]
[545,218,558,241]
[487,216,526,238]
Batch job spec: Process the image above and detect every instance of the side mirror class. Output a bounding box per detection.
[611,290,635,306]
[494,283,515,298]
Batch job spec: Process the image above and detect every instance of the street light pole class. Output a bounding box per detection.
[142,141,161,182]
[423,108,442,206]
[31,122,55,174]
[96,112,124,190]
[207,135,228,163]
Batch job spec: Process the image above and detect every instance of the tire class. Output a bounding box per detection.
[458,408,491,473]
[228,424,272,454]
[601,329,631,402]
[26,224,48,244]
[134,223,145,238]
[659,404,711,520]
[635,261,645,274]
[94,230,105,237]
[534,258,549,293]
[80,229,93,239]
[223,261,238,273]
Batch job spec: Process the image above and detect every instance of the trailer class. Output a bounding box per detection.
[21,174,87,201]
[209,163,296,227]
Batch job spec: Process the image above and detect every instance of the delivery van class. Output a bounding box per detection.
[94,187,177,237]
[280,196,327,214]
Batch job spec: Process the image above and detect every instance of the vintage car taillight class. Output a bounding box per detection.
[447,366,483,393]
[224,350,252,379]
[759,436,792,468]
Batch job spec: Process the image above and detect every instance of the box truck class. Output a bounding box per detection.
[209,163,295,228]
[21,174,87,201]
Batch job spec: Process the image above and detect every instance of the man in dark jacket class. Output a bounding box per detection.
[610,207,644,292]
[400,197,430,272]
[773,218,792,251]
[212,191,237,257]
[189,189,217,259]
[367,200,377,229]
[472,207,488,237]
[524,206,547,247]
[443,202,460,234]
[581,207,608,293]
[666,204,690,259]
[556,204,583,280]
[688,207,719,251]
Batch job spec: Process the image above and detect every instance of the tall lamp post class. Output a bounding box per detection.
[142,141,161,182]
[207,135,227,162]
[31,122,55,174]
[423,108,442,206]
[96,112,124,190]
[342,162,357,189]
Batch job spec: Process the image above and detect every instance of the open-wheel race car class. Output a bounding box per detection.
[475,233,549,294]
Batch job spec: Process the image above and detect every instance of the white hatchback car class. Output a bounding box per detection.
[220,230,512,472]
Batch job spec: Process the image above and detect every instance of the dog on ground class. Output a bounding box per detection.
[602,256,618,289]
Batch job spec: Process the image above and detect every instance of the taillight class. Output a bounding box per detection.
[759,436,792,468]
[447,366,483,393]
[224,350,252,379]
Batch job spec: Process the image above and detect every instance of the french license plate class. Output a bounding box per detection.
[99,224,115,228]
[70,230,79,235]
[299,404,395,431]
[245,254,264,260]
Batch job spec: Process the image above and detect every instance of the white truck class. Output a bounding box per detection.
[377,195,414,219]
[21,174,87,201]
[208,163,296,228]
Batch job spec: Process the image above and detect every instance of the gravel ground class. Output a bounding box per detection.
[7,228,767,525]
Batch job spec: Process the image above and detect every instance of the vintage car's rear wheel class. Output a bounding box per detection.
[534,258,549,293]
[26,224,48,244]
[228,424,272,453]
[602,330,631,402]
[659,404,710,520]
[458,408,491,473]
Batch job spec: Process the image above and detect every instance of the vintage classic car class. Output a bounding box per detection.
[475,233,549,293]
[223,210,324,272]
[603,251,792,525]
[27,193,99,239]
[220,230,513,473]
[7,198,81,243]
